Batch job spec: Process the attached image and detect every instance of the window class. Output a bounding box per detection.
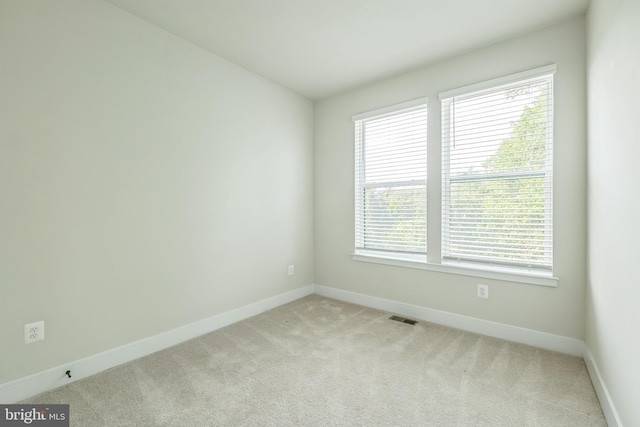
[440,65,555,273]
[353,98,427,258]
[352,66,557,286]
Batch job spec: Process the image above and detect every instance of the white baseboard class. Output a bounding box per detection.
[313,284,585,357]
[583,347,623,427]
[3,283,612,421]
[0,285,314,404]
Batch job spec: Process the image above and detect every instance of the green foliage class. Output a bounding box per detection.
[363,186,426,253]
[484,91,548,173]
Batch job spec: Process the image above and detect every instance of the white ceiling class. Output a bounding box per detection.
[104,0,589,100]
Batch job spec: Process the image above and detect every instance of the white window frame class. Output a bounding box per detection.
[352,66,558,287]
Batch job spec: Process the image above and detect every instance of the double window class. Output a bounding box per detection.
[354,65,555,282]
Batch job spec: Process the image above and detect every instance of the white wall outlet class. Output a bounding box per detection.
[25,321,45,344]
[288,265,294,276]
[477,284,489,299]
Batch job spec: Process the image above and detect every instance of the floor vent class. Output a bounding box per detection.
[390,315,418,325]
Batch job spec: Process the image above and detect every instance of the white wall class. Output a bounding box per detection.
[0,0,313,385]
[314,17,586,339]
[587,0,640,425]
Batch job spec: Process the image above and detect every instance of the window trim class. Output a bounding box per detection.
[352,251,558,287]
[438,64,557,101]
[352,97,428,122]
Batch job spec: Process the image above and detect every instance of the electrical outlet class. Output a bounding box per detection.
[477,284,489,299]
[288,265,294,276]
[25,321,45,344]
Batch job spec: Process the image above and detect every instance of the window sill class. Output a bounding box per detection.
[352,251,558,287]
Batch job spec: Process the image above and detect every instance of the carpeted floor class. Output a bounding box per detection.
[23,295,606,426]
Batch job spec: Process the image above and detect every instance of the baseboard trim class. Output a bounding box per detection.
[583,347,623,427]
[0,285,314,404]
[313,284,584,357]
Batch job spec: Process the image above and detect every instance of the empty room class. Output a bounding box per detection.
[0,0,638,426]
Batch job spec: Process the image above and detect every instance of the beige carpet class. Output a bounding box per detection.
[24,295,606,426]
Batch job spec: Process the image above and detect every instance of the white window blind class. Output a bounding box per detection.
[354,98,427,255]
[440,67,554,271]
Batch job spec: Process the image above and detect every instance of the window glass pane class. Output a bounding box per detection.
[442,73,553,270]
[364,109,427,183]
[447,176,547,266]
[355,101,427,255]
[363,185,426,253]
